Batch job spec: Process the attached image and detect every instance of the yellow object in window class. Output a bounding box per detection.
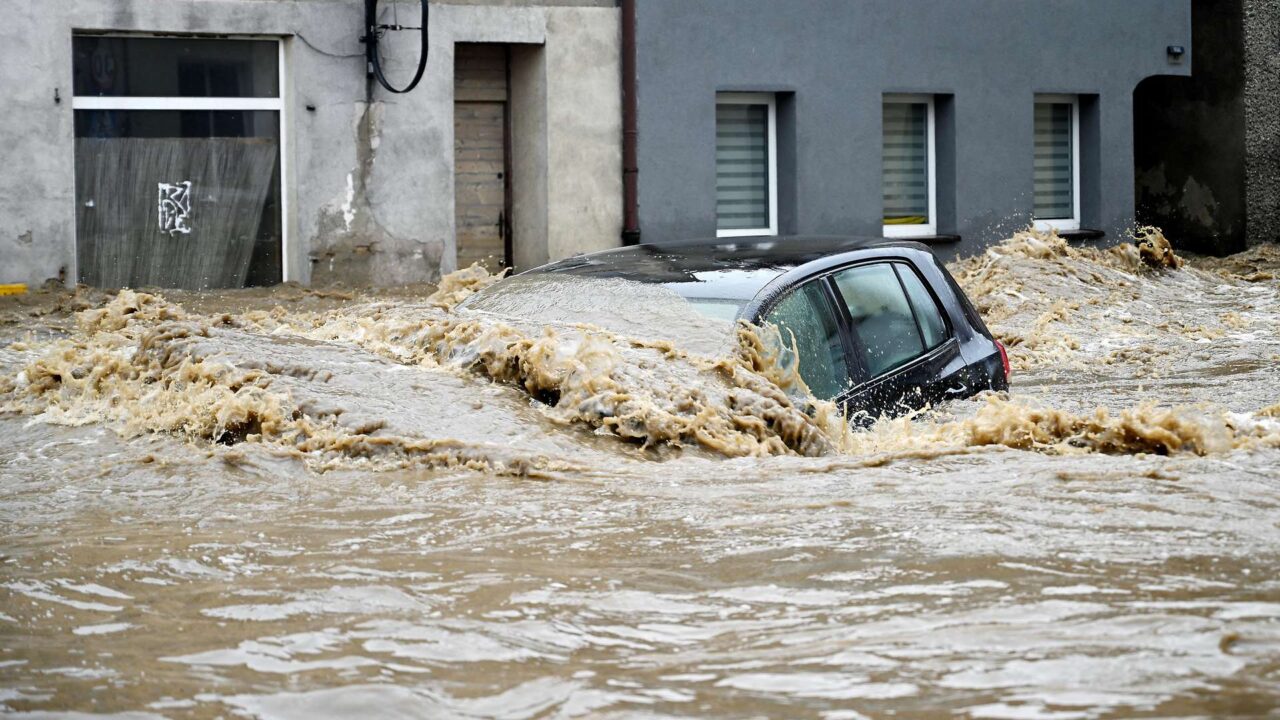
[884,216,927,225]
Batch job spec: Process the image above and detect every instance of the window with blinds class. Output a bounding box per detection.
[716,95,775,235]
[882,97,935,237]
[1033,98,1078,225]
[880,101,931,228]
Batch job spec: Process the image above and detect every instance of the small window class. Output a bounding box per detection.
[882,95,936,238]
[763,283,849,400]
[1033,95,1080,231]
[832,264,925,378]
[895,265,947,349]
[73,37,280,98]
[716,93,778,237]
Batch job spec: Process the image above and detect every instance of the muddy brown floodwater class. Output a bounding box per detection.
[1,229,1278,719]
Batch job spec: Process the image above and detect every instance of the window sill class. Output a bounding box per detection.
[1057,228,1105,241]
[717,229,778,239]
[883,234,961,244]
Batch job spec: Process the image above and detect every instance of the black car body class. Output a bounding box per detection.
[465,236,1009,419]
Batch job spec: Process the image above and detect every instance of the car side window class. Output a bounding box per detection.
[832,263,925,378]
[895,264,947,349]
[763,283,850,400]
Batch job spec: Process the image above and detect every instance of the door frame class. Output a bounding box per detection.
[70,34,289,283]
[501,45,513,267]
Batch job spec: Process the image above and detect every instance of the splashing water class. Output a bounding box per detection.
[1,229,1279,718]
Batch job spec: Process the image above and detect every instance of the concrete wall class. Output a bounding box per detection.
[1133,0,1279,253]
[544,8,621,263]
[633,0,1192,255]
[1244,0,1280,246]
[0,0,621,287]
[1135,0,1247,256]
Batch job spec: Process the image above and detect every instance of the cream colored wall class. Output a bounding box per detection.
[510,44,550,271]
[544,7,623,264]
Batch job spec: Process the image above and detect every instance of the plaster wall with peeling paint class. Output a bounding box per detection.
[0,0,621,287]
[1244,0,1280,246]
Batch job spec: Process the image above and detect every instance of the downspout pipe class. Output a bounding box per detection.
[621,0,640,245]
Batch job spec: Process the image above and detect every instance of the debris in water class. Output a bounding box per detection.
[1188,242,1280,282]
[946,227,1276,373]
[2,231,1277,467]
[844,395,1279,458]
[1,285,853,464]
[1,230,1278,718]
[1133,225,1183,270]
[427,262,509,310]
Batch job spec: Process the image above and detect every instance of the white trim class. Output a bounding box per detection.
[716,92,778,238]
[70,35,289,284]
[277,39,290,283]
[881,94,937,239]
[1032,94,1081,232]
[71,96,283,111]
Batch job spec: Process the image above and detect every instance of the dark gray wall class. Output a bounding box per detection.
[634,0,1192,255]
[1244,0,1280,246]
[1135,0,1247,256]
[1133,0,1279,254]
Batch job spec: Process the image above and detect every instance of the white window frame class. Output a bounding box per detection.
[715,92,778,238]
[881,94,937,239]
[70,36,291,282]
[1032,93,1081,232]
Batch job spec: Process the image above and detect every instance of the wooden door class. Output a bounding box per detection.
[454,44,511,273]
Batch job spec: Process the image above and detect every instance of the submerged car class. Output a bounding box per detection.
[462,236,1009,419]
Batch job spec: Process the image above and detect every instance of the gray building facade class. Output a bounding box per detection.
[632,0,1192,254]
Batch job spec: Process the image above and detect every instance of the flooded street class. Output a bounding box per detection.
[2,231,1279,718]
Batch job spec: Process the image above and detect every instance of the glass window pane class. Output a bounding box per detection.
[896,265,947,349]
[833,264,925,378]
[883,102,929,225]
[73,36,279,98]
[1034,102,1075,220]
[74,110,281,289]
[764,284,849,400]
[717,102,771,231]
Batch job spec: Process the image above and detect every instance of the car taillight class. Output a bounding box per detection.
[996,340,1010,382]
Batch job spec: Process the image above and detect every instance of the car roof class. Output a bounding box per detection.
[523,235,926,302]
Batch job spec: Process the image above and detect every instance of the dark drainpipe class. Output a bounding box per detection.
[621,0,640,245]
